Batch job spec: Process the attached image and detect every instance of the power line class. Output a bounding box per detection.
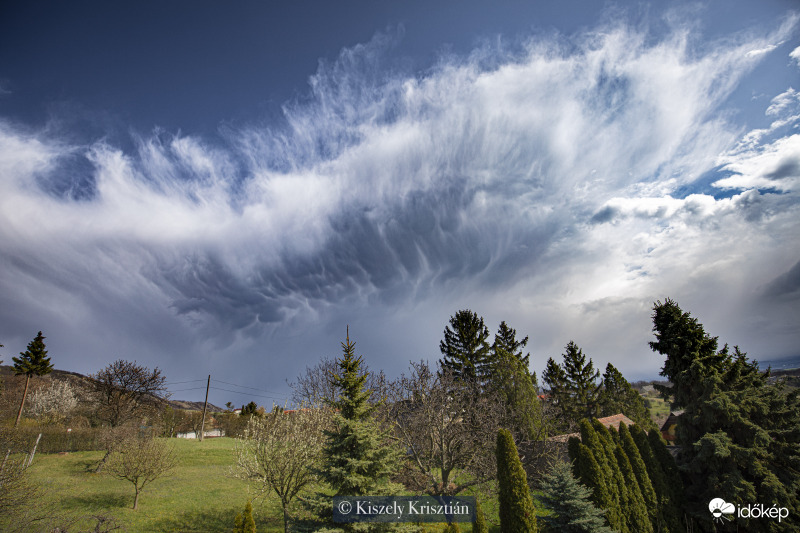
[214,378,285,396]
[209,386,288,402]
[165,379,207,385]
[167,386,207,393]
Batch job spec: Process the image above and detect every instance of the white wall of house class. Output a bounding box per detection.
[175,428,225,439]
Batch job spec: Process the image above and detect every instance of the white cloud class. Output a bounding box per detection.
[790,45,800,67]
[1,15,799,386]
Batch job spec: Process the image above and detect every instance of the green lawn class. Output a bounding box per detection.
[27,437,513,532]
[28,437,285,533]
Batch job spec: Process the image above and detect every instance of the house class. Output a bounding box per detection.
[547,413,636,443]
[660,411,683,442]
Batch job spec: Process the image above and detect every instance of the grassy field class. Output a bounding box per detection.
[28,437,506,532]
[28,437,286,533]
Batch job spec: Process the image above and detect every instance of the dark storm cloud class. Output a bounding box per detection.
[1,14,799,398]
[762,259,800,299]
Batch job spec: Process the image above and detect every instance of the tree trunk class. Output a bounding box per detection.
[283,501,290,533]
[133,487,140,510]
[14,374,31,427]
[95,449,112,473]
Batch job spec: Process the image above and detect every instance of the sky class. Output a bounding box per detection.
[1,1,799,408]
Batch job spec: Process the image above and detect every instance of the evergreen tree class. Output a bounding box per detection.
[617,423,658,529]
[613,439,652,533]
[232,501,256,533]
[539,461,613,533]
[650,299,800,530]
[12,331,53,427]
[439,310,492,384]
[442,523,461,533]
[496,429,538,533]
[472,499,487,533]
[243,500,256,533]
[493,321,530,367]
[563,343,601,420]
[629,425,682,533]
[322,329,401,496]
[646,430,684,516]
[542,357,570,430]
[588,420,631,533]
[543,344,601,429]
[568,439,616,531]
[301,328,403,532]
[493,345,543,442]
[598,363,656,431]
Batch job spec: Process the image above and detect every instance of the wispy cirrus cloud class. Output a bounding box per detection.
[1,14,798,386]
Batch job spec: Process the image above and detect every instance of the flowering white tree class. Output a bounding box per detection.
[28,380,78,425]
[234,407,330,533]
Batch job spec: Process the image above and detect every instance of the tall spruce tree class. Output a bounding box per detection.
[439,310,492,385]
[539,461,613,533]
[650,299,800,531]
[543,344,601,431]
[301,329,403,533]
[598,363,655,430]
[13,331,53,427]
[493,321,530,367]
[322,329,401,496]
[496,429,538,533]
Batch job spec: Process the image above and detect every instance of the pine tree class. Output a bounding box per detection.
[539,461,613,533]
[493,321,530,367]
[439,310,492,385]
[496,429,537,533]
[650,299,800,530]
[543,344,601,430]
[563,343,601,420]
[598,363,656,431]
[12,331,53,427]
[472,499,487,533]
[300,328,403,532]
[321,329,402,497]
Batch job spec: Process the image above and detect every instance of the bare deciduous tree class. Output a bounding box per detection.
[385,361,502,496]
[233,407,331,533]
[105,435,176,510]
[90,360,169,428]
[289,355,389,407]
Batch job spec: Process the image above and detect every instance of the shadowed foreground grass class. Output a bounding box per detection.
[27,437,285,533]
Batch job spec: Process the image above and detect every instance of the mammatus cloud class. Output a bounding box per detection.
[1,16,799,385]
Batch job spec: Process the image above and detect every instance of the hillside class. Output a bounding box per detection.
[0,365,224,413]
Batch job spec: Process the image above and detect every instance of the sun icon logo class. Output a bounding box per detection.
[708,498,735,523]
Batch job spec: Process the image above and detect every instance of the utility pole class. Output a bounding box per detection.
[199,374,210,442]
